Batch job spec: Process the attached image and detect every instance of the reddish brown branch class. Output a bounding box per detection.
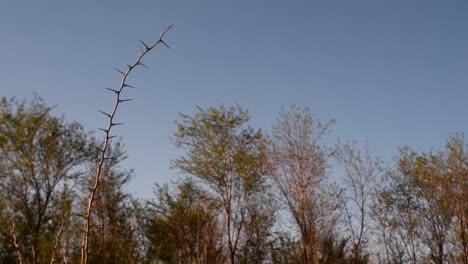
[50,212,68,264]
[10,221,24,264]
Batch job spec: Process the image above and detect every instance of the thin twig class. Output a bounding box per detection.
[50,212,68,264]
[80,25,173,264]
[11,221,24,264]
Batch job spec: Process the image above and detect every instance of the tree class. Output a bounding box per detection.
[372,182,414,264]
[444,134,468,264]
[0,95,92,263]
[373,150,426,264]
[143,179,223,264]
[269,231,302,264]
[264,106,340,264]
[238,188,278,263]
[374,145,457,264]
[335,142,382,263]
[173,105,267,263]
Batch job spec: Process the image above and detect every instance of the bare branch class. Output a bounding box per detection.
[80,24,173,264]
[10,221,25,264]
[50,212,68,264]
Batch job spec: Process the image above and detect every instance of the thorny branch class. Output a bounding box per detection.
[80,25,173,264]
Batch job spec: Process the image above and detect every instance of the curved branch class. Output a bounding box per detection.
[79,25,173,264]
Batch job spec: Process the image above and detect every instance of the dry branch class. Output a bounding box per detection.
[50,212,68,264]
[80,25,172,264]
[10,221,24,264]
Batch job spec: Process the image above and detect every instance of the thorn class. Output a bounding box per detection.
[105,88,119,94]
[123,84,136,89]
[114,68,125,76]
[139,40,150,51]
[98,110,111,118]
[127,64,133,69]
[111,122,125,126]
[119,98,134,103]
[160,40,171,50]
[95,147,104,152]
[72,213,86,218]
[98,128,108,133]
[107,135,117,139]
[138,61,149,69]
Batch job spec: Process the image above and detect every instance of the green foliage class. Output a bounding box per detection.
[1,95,466,264]
[238,189,278,263]
[319,233,349,264]
[373,137,468,263]
[0,96,141,264]
[173,105,265,196]
[0,95,93,263]
[270,232,302,264]
[173,105,270,263]
[143,179,223,264]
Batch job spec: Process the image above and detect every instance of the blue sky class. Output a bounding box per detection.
[1,1,467,198]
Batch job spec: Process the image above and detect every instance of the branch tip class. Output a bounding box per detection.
[160,25,173,38]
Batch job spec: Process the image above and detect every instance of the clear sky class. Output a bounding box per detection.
[1,0,467,198]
